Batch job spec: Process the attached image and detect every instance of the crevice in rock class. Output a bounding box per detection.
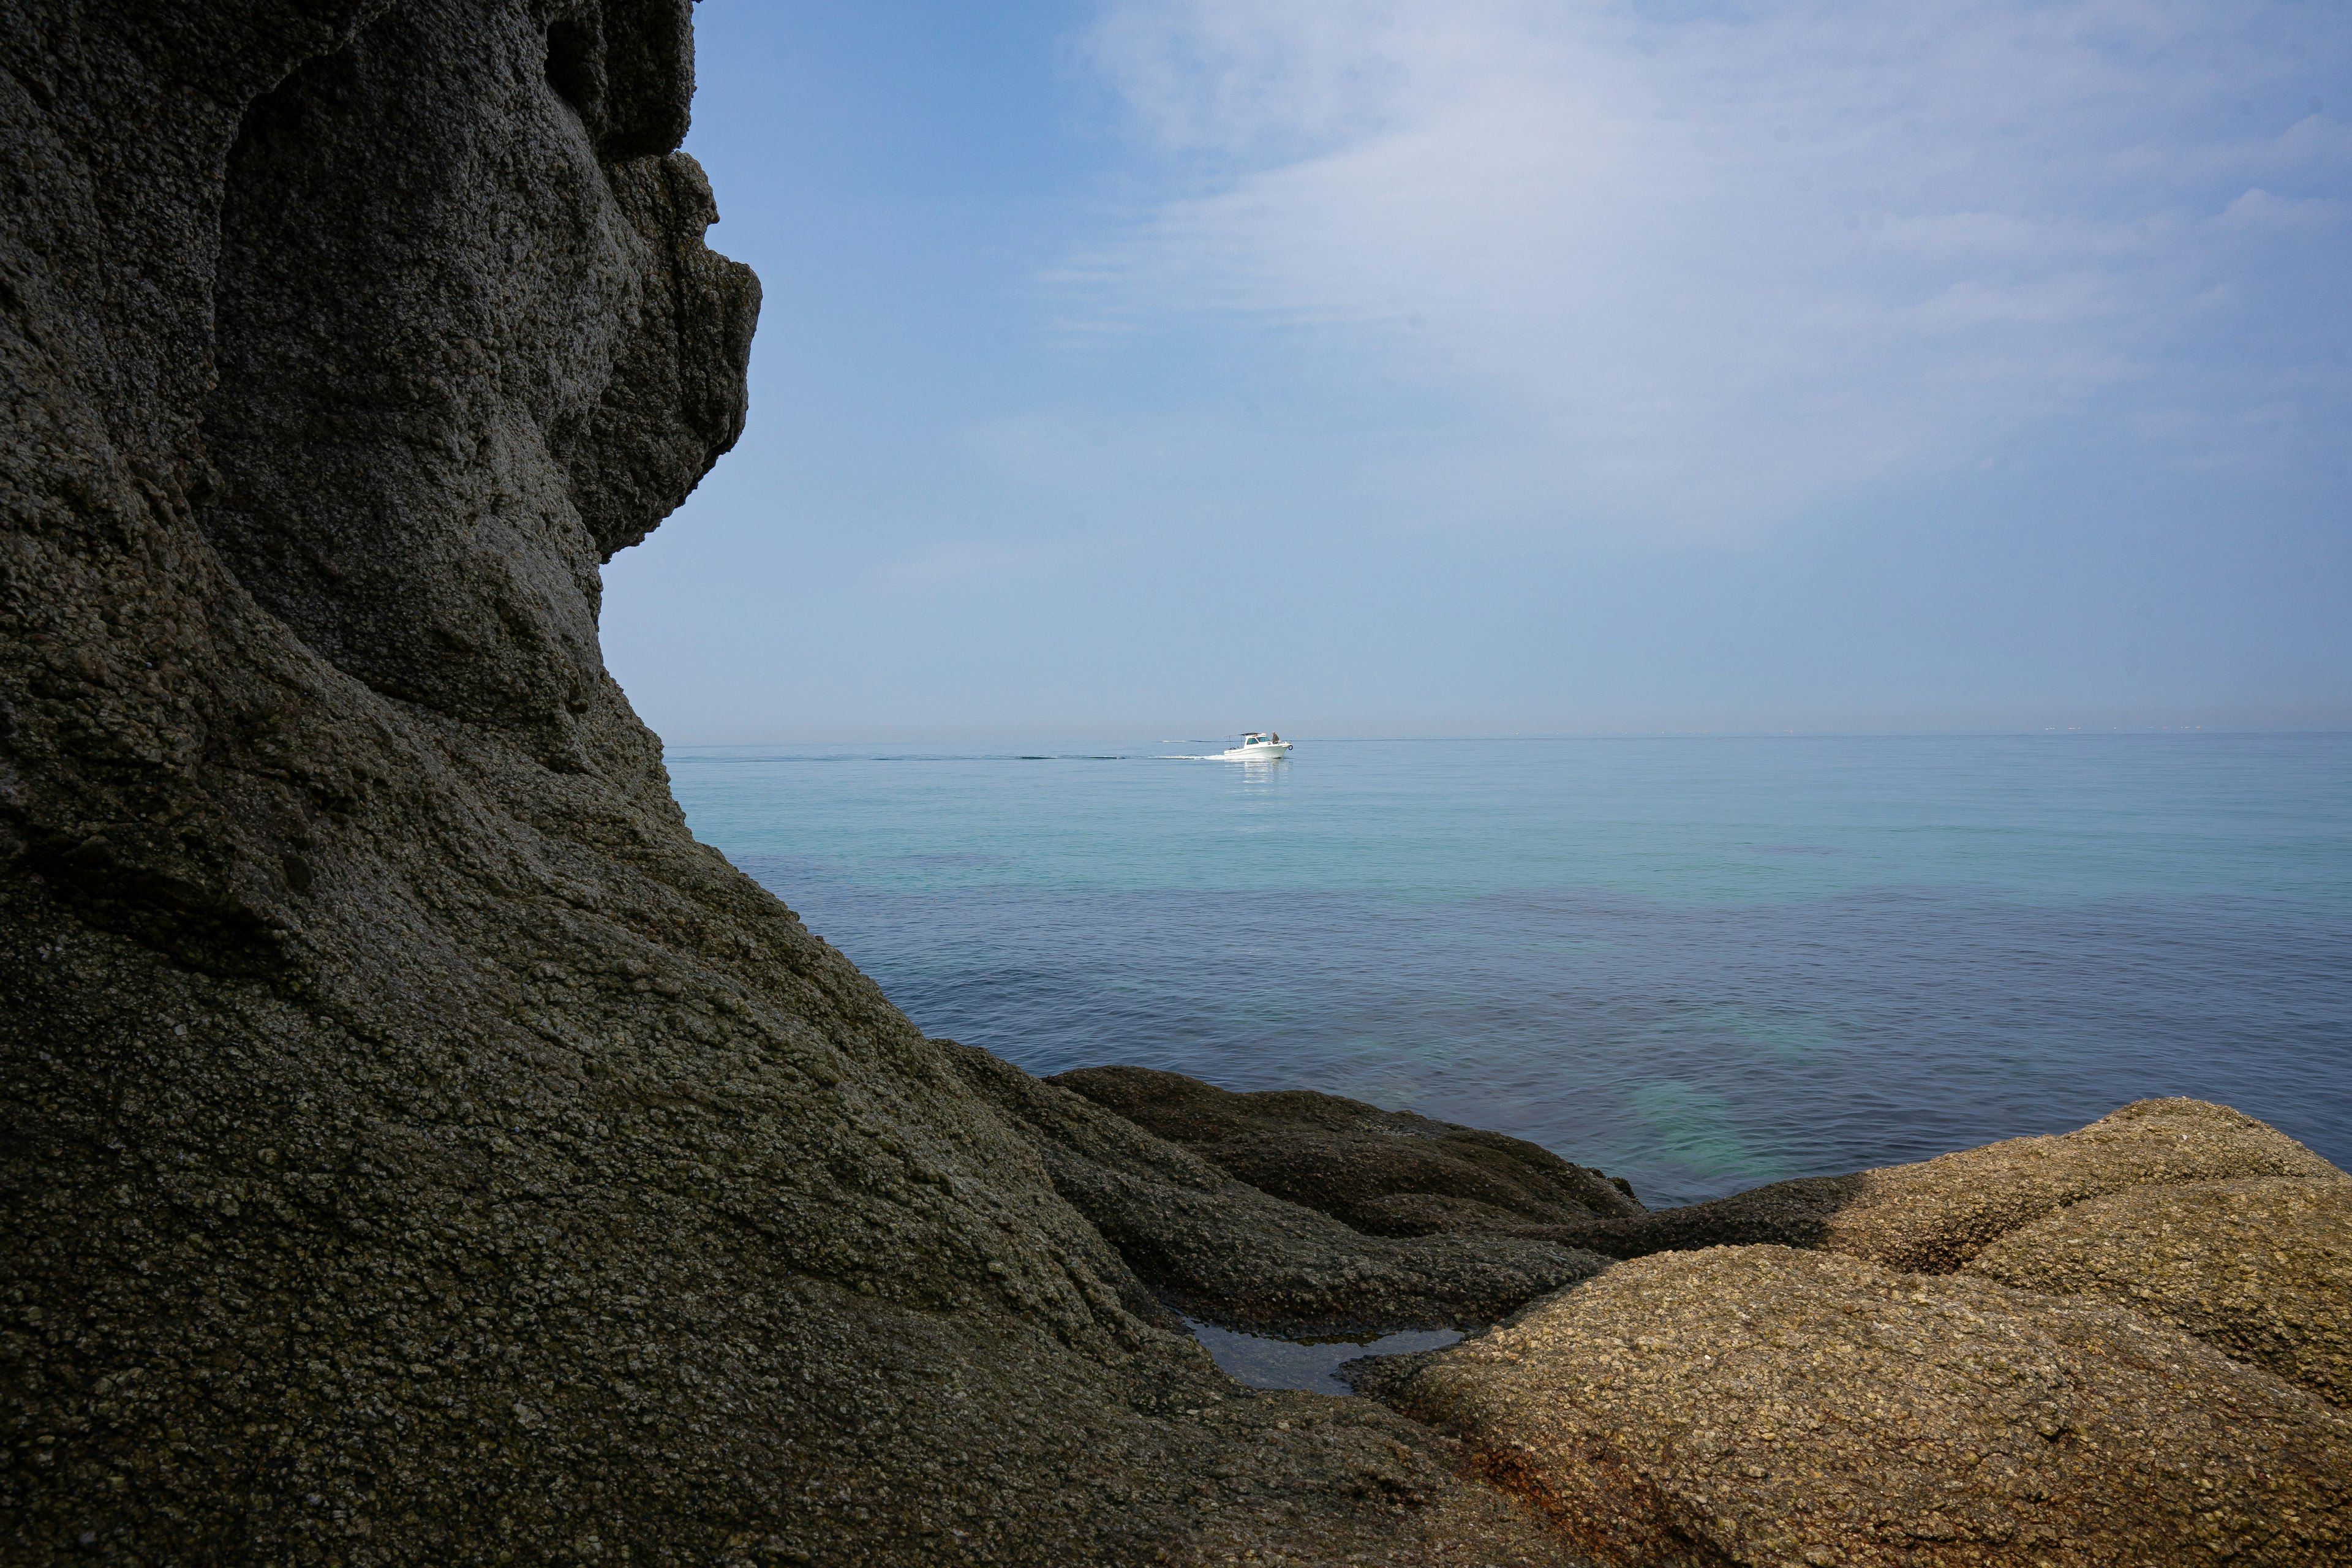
[544,15,606,137]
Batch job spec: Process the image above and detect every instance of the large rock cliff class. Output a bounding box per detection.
[0,4,1600,1562]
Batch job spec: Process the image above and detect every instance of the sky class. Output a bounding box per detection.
[600,0,2352,741]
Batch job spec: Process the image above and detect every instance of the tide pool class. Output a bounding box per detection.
[669,733,2352,1207]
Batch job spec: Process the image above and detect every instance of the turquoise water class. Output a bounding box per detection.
[671,734,2352,1207]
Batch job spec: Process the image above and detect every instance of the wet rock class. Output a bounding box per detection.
[1354,1245,2352,1567]
[1965,1175,2352,1408]
[963,1047,1612,1337]
[1566,1097,2342,1270]
[1054,1065,1645,1237]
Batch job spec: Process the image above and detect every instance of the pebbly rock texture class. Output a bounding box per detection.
[1055,1065,1645,1239]
[965,1049,1611,1337]
[1353,1245,2352,1568]
[0,4,1596,1563]
[1964,1174,2352,1409]
[1562,1097,2340,1270]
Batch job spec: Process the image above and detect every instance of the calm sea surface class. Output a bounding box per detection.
[669,734,2352,1208]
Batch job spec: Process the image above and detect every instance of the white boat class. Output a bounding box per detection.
[1220,731,1293,760]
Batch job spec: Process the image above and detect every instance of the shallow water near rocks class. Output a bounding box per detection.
[1183,1319,1466,1395]
[671,733,2352,1207]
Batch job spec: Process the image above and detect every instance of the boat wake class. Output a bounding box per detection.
[1158,752,1289,762]
[1159,733,1294,762]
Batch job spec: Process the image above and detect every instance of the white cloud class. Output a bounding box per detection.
[2217,187,2351,228]
[1060,0,2352,533]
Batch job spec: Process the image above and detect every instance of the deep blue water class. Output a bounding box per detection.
[668,734,2352,1208]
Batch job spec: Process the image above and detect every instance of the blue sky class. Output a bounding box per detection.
[601,0,2351,741]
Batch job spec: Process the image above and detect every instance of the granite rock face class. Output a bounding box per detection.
[0,5,1593,1562]
[1354,1245,2352,1567]
[1056,1065,1645,1240]
[1346,1108,2352,1567]
[1565,1097,2339,1270]
[1965,1175,2352,1408]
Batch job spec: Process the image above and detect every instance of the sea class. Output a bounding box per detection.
[668,733,2352,1210]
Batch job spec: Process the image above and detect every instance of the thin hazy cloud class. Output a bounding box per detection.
[1061,0,2350,532]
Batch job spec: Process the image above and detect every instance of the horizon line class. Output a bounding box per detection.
[662,725,2352,749]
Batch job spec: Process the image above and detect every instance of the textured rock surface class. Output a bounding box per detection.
[1966,1175,2352,1408]
[1355,1245,2352,1567]
[0,4,1593,1562]
[969,1050,1611,1336]
[1056,1065,1645,1239]
[197,3,752,753]
[1566,1098,2341,1270]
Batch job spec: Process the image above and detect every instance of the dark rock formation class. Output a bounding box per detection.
[1055,1065,1644,1239]
[197,2,753,752]
[965,1049,1610,1337]
[1965,1175,2352,1408]
[0,4,1590,1562]
[1354,1245,2352,1567]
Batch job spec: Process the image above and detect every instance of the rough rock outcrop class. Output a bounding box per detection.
[966,1049,1611,1336]
[1354,1245,2352,1567]
[1964,1175,2352,1408]
[0,4,1591,1562]
[1055,1065,1645,1239]
[1564,1097,2338,1270]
